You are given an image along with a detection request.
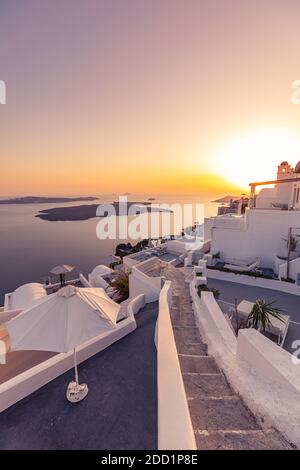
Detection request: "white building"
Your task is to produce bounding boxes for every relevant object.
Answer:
[255,161,300,210]
[207,161,300,278]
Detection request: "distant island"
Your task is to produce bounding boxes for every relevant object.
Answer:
[36,201,171,221]
[0,196,99,205]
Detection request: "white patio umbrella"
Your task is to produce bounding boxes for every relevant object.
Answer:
[6,285,120,402]
[211,195,240,204]
[50,264,75,287]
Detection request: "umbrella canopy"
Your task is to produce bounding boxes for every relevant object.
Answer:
[50,264,74,275]
[7,286,120,353]
[211,195,241,204]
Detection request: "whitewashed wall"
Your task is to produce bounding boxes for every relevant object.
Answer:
[205,266,300,295]
[191,284,300,448]
[211,209,300,268]
[279,257,300,282]
[129,259,162,303]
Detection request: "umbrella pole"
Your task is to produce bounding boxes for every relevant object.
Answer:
[73,348,79,384]
[67,348,88,402]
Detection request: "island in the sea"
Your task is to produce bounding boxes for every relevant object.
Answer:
[0,196,99,204]
[36,201,171,221]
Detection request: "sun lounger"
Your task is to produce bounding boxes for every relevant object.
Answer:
[224,258,260,272]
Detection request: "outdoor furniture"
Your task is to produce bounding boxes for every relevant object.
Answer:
[50,264,75,287]
[6,285,120,402]
[224,258,260,272]
[237,300,290,346]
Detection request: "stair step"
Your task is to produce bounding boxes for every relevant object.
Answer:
[173,326,202,343]
[171,295,180,308]
[189,397,259,431]
[194,429,292,450]
[183,373,233,399]
[172,320,197,328]
[171,313,196,327]
[176,342,207,355]
[179,355,219,374]
[164,267,292,450]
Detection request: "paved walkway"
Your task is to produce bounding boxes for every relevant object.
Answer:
[163,265,291,450]
[0,303,158,450]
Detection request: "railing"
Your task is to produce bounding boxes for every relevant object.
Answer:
[217,299,236,316]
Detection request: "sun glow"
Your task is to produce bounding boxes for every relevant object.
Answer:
[213,131,300,189]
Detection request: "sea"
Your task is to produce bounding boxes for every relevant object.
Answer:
[0,194,218,304]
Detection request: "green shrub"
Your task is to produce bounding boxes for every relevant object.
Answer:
[197,284,220,299]
[207,265,276,280]
[111,271,129,301]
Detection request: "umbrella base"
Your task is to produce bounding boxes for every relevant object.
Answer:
[66,381,88,403]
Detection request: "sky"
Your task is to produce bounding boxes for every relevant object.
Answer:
[1,0,300,196]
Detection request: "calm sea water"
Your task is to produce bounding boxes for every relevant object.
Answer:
[0,194,218,304]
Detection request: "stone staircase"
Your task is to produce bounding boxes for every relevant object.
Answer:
[163,265,291,450]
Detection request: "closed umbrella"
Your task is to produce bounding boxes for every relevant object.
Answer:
[6,285,120,402]
[50,264,74,287]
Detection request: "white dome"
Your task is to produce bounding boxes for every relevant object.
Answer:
[8,283,47,311]
[90,265,113,278]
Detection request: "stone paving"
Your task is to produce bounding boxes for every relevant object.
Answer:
[163,265,292,450]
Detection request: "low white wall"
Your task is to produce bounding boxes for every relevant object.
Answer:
[0,309,138,413]
[190,287,237,370]
[237,329,300,447]
[123,255,140,270]
[190,281,300,448]
[279,257,300,282]
[156,281,196,450]
[0,341,5,365]
[79,272,91,287]
[126,293,146,315]
[238,329,300,395]
[205,266,300,295]
[165,240,188,254]
[129,259,162,303]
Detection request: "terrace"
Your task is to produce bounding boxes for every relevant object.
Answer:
[0,302,158,450]
[123,245,185,271]
[1,260,299,450]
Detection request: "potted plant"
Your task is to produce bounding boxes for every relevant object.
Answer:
[244,299,284,332]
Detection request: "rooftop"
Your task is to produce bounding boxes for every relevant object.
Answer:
[0,302,158,450]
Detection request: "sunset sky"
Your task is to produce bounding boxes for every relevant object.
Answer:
[1,0,300,196]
